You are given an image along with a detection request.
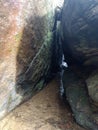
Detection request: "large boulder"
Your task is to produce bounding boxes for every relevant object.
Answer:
[0,0,57,119]
[60,0,98,105]
[61,0,98,67]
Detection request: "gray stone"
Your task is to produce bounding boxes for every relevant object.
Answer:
[61,0,98,67]
[60,0,98,106]
[86,70,98,105]
[59,0,98,129]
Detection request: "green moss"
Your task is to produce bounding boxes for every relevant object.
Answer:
[14,32,23,42]
[36,80,45,91]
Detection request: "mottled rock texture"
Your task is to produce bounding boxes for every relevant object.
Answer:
[59,0,98,129]
[0,0,56,119]
[61,0,98,104]
[61,0,98,67]
[86,70,98,105]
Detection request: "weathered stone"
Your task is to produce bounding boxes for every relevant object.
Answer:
[86,70,98,105]
[61,0,98,67]
[0,0,58,119]
[59,0,98,129]
[62,68,98,130]
[60,0,98,105]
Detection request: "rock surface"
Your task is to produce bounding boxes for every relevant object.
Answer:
[59,0,98,129]
[60,0,98,104]
[0,0,57,119]
[86,70,98,105]
[61,0,98,67]
[0,79,85,130]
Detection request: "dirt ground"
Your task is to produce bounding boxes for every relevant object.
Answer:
[0,79,85,130]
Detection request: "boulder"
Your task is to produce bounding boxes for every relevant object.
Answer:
[86,70,98,105]
[60,1,98,129]
[61,0,98,67]
[0,0,56,119]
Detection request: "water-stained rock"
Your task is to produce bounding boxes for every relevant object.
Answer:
[0,0,56,119]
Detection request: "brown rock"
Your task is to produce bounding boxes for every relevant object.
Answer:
[0,0,55,119]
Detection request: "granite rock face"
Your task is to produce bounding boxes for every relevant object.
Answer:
[0,0,57,119]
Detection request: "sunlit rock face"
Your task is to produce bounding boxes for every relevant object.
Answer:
[0,0,59,119]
